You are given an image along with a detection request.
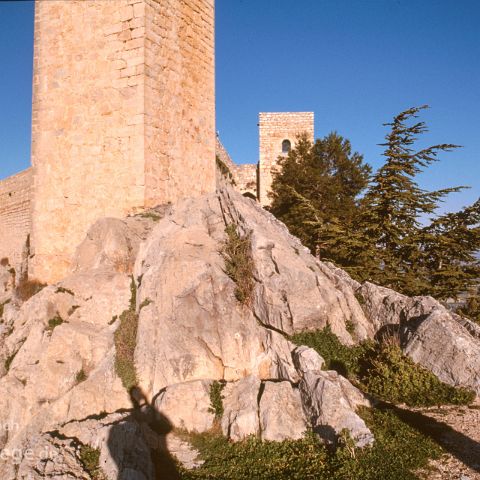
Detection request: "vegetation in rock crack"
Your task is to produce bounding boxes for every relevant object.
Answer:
[292,326,475,407]
[208,381,226,419]
[75,368,87,384]
[79,444,103,480]
[269,106,480,309]
[0,298,10,318]
[216,155,236,185]
[46,315,64,334]
[55,286,74,295]
[4,351,17,372]
[138,210,161,222]
[114,277,139,390]
[178,407,442,480]
[222,224,255,305]
[15,277,47,302]
[0,257,9,267]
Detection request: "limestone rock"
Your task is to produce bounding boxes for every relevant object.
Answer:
[403,308,480,394]
[72,215,159,274]
[299,370,373,447]
[259,381,308,441]
[219,188,373,344]
[155,380,216,433]
[222,376,261,441]
[292,345,325,375]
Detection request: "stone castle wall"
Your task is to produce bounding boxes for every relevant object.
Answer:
[216,136,257,198]
[258,112,314,206]
[0,169,33,270]
[234,164,257,198]
[30,0,215,283]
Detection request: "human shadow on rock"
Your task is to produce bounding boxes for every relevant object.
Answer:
[107,386,181,480]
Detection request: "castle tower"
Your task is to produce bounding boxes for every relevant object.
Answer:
[258,112,314,206]
[30,0,216,283]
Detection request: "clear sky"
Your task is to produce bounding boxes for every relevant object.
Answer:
[1,0,478,214]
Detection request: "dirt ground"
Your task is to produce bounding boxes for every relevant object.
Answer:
[414,399,480,480]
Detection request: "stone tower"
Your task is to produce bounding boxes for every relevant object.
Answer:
[258,112,314,206]
[30,0,216,283]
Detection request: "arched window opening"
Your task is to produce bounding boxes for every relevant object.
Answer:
[282,139,291,154]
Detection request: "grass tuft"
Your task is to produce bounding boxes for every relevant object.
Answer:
[114,276,138,390]
[46,315,64,334]
[222,224,255,305]
[79,444,103,479]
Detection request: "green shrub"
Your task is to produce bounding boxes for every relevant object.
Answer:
[114,277,138,390]
[360,343,475,407]
[291,325,371,377]
[292,326,475,407]
[208,381,225,419]
[179,408,441,480]
[222,224,255,305]
[79,444,103,479]
[46,316,64,334]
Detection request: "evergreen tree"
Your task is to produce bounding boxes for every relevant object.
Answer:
[357,105,466,294]
[269,106,480,315]
[269,132,371,260]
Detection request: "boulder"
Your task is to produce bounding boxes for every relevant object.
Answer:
[154,379,216,433]
[292,345,325,375]
[259,381,308,441]
[403,308,480,394]
[299,370,373,447]
[221,376,261,441]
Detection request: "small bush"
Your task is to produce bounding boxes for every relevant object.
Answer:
[138,211,161,222]
[46,316,64,334]
[79,444,103,479]
[15,278,47,302]
[0,257,9,267]
[222,224,255,305]
[114,277,138,390]
[360,343,475,407]
[292,326,475,407]
[291,325,371,377]
[208,381,225,419]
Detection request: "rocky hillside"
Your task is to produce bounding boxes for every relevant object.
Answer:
[0,186,479,479]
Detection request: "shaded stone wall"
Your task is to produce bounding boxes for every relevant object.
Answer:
[0,169,33,270]
[258,112,314,206]
[30,0,215,283]
[234,164,257,198]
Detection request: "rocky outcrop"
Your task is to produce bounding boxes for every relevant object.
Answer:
[1,185,479,478]
[403,309,480,394]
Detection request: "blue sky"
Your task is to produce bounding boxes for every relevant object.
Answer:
[0,0,479,214]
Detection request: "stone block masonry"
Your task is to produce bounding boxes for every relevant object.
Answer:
[0,169,33,271]
[30,0,216,283]
[258,112,314,206]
